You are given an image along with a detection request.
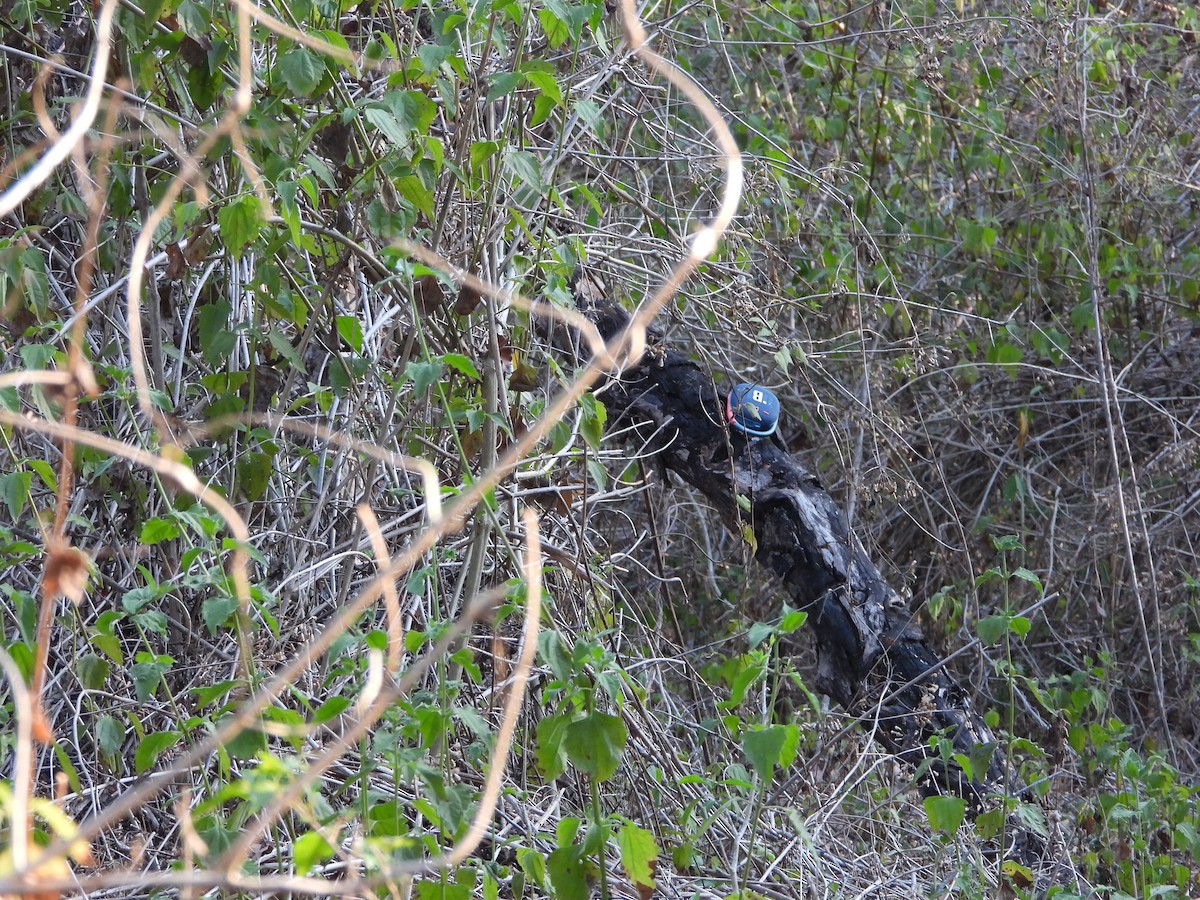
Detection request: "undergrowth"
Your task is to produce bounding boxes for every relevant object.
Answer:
[1,0,1199,897]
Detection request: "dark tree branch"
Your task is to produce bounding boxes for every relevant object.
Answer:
[560,291,1072,878]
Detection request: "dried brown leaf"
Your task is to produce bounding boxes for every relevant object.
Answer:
[43,543,90,604]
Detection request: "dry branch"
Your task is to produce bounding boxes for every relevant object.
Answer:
[567,289,1070,878]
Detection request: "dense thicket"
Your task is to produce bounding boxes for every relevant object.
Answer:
[2,0,1199,897]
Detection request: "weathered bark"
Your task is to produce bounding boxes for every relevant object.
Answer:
[562,293,1067,875]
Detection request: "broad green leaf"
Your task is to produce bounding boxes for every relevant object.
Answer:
[486,72,521,102]
[135,730,181,774]
[470,140,499,173]
[139,517,180,545]
[267,330,306,369]
[1015,802,1049,837]
[547,845,588,900]
[977,614,1010,646]
[923,795,966,834]
[544,0,589,39]
[364,106,410,147]
[617,823,658,888]
[535,711,574,780]
[537,630,573,681]
[747,621,775,649]
[96,714,124,757]
[121,585,159,614]
[579,395,606,449]
[0,471,32,520]
[202,596,240,635]
[314,696,351,723]
[523,68,563,105]
[417,43,452,75]
[217,195,264,257]
[779,609,808,633]
[507,149,545,192]
[517,847,547,891]
[292,830,336,874]
[991,534,1022,552]
[129,655,173,701]
[336,315,363,353]
[131,609,168,637]
[26,458,56,492]
[278,46,323,96]
[76,653,109,690]
[774,345,792,375]
[415,881,471,900]
[1011,567,1043,590]
[538,8,568,48]
[1009,615,1031,638]
[441,353,480,380]
[742,725,788,780]
[395,174,434,218]
[563,711,626,781]
[405,360,443,395]
[197,301,235,366]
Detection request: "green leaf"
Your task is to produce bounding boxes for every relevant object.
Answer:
[405,360,443,395]
[1011,566,1043,590]
[517,847,547,892]
[222,723,268,759]
[579,395,606,449]
[747,621,775,649]
[986,341,1023,372]
[135,730,181,774]
[1009,615,1031,638]
[96,715,124,757]
[415,879,472,900]
[547,845,589,900]
[277,46,323,96]
[486,72,521,102]
[76,653,109,690]
[217,195,264,258]
[26,459,56,492]
[1013,803,1047,838]
[742,725,791,780]
[0,470,33,520]
[202,596,240,635]
[538,7,569,48]
[774,345,792,376]
[535,710,574,780]
[976,614,1010,646]
[364,106,410,147]
[441,353,480,380]
[923,795,966,834]
[537,630,573,681]
[313,696,351,723]
[336,315,364,353]
[522,67,563,105]
[129,655,173,701]
[139,517,180,545]
[237,448,274,501]
[292,830,336,874]
[507,149,546,193]
[544,0,589,39]
[779,609,808,633]
[417,43,452,75]
[469,140,500,173]
[563,711,627,781]
[197,301,235,366]
[617,824,658,889]
[991,534,1022,552]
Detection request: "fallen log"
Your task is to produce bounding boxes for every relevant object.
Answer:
[552,285,1070,879]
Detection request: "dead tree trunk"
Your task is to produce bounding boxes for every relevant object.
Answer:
[562,292,1066,875]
